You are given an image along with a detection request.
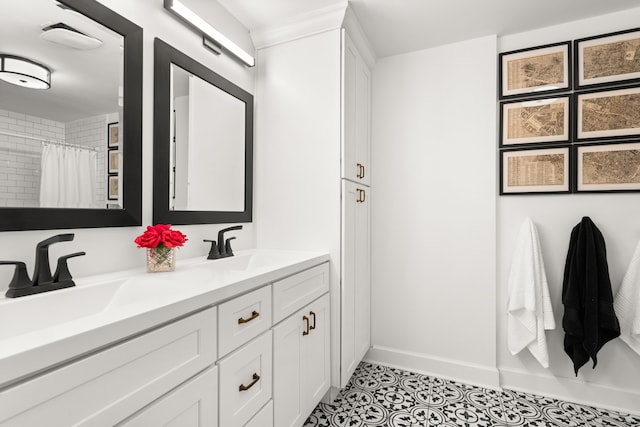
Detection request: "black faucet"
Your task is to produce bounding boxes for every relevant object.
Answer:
[204,225,242,259]
[2,233,86,298]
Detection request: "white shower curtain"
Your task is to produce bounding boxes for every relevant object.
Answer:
[40,144,97,208]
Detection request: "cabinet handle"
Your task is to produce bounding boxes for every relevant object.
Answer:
[309,311,316,330]
[356,163,364,179]
[238,373,261,392]
[357,188,366,203]
[303,315,310,336]
[238,310,260,324]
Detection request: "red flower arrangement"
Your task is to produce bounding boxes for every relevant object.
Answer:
[135,224,188,272]
[134,224,188,249]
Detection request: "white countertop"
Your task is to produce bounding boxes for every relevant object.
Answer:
[0,249,329,387]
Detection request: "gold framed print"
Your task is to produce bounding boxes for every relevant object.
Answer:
[108,175,119,200]
[499,41,571,99]
[576,141,640,192]
[576,86,640,140]
[500,146,571,194]
[575,28,640,89]
[500,95,570,147]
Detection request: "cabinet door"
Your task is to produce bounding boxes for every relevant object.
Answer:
[301,293,331,410]
[342,30,371,186]
[341,180,371,387]
[117,367,218,427]
[273,294,331,427]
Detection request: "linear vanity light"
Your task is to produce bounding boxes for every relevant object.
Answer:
[164,0,255,67]
[0,54,51,89]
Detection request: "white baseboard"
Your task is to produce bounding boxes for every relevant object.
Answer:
[364,345,501,390]
[500,367,640,416]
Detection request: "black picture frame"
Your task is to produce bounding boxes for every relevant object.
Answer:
[575,27,640,90]
[499,95,571,147]
[500,145,572,195]
[107,122,119,148]
[499,41,572,99]
[574,86,640,141]
[574,140,640,192]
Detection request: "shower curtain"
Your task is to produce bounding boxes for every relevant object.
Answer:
[40,143,97,208]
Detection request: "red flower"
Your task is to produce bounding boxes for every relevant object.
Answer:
[134,224,187,249]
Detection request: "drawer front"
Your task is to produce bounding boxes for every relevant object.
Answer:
[273,263,330,323]
[218,286,272,357]
[117,366,218,427]
[0,307,217,427]
[218,331,272,427]
[245,401,273,427]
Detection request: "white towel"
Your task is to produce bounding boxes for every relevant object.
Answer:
[507,218,556,368]
[614,239,640,356]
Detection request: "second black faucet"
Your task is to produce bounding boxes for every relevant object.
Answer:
[204,225,242,260]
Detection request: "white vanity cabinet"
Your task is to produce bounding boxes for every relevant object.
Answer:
[0,251,331,427]
[272,263,331,427]
[0,307,218,427]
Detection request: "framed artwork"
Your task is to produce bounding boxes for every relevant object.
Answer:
[575,28,640,89]
[500,146,571,194]
[107,122,119,148]
[108,150,119,173]
[499,41,571,99]
[500,95,570,147]
[108,175,119,200]
[575,86,640,141]
[575,141,640,192]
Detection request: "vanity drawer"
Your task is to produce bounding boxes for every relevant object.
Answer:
[273,262,330,323]
[218,286,272,357]
[118,366,218,427]
[218,330,272,427]
[0,307,217,427]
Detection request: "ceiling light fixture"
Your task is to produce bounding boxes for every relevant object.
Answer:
[164,0,255,67]
[40,23,103,50]
[0,55,51,90]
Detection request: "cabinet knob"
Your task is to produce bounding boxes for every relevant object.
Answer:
[238,310,260,324]
[238,373,261,392]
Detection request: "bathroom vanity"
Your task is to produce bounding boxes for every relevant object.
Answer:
[0,250,330,427]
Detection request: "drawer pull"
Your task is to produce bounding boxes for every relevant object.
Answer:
[303,315,310,336]
[238,310,260,324]
[238,373,261,392]
[309,311,316,330]
[357,163,365,179]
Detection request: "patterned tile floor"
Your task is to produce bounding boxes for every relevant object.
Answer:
[304,362,640,427]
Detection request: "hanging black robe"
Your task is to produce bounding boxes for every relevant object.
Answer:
[562,216,620,375]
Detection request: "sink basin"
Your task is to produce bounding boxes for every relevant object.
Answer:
[0,277,126,341]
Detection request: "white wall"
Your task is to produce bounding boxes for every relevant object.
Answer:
[367,35,499,387]
[253,29,342,385]
[0,0,256,289]
[497,8,640,414]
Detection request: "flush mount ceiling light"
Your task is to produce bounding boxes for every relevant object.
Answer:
[164,0,255,67]
[40,23,103,50]
[0,54,51,89]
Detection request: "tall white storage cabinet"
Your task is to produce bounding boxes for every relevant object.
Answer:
[340,29,372,387]
[254,6,375,395]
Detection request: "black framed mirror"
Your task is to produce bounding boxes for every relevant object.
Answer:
[0,0,142,231]
[153,38,253,225]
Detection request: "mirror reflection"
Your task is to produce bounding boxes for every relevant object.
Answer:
[170,64,245,212]
[0,0,124,209]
